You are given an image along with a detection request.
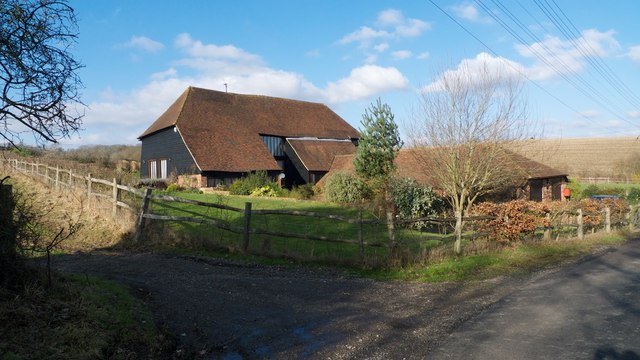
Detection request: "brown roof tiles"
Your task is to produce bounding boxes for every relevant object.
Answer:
[139,87,360,172]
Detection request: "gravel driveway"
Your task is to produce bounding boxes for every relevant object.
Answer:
[50,252,522,359]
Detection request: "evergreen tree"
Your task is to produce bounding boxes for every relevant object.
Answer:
[353,98,403,248]
[353,98,403,183]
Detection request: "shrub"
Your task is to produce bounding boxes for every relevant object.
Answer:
[228,171,272,195]
[389,177,444,226]
[627,188,640,204]
[165,183,185,192]
[581,184,601,199]
[324,172,370,204]
[290,184,315,200]
[472,200,545,243]
[250,185,278,197]
[137,178,168,189]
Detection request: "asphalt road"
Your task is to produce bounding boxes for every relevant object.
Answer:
[430,239,640,360]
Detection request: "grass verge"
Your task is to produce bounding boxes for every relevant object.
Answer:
[0,272,170,359]
[354,231,633,282]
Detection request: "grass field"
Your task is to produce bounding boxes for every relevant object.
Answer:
[511,136,640,179]
[146,191,454,265]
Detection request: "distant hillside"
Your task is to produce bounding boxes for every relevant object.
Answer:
[510,136,640,180]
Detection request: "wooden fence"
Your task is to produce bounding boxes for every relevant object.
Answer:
[3,157,636,260]
[2,158,143,220]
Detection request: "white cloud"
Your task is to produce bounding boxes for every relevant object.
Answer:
[74,34,410,145]
[124,35,164,53]
[338,26,389,46]
[395,19,430,37]
[338,9,430,49]
[364,54,378,63]
[627,110,640,118]
[628,45,640,63]
[391,50,412,60]
[325,65,408,103]
[418,52,430,60]
[150,68,177,81]
[378,9,403,26]
[450,3,492,24]
[175,33,262,63]
[515,29,620,80]
[374,43,389,53]
[424,52,525,92]
[576,110,600,119]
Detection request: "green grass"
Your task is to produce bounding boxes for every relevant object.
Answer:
[146,191,450,263]
[0,273,169,359]
[355,232,631,282]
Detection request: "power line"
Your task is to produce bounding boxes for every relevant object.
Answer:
[426,0,601,125]
[427,0,639,135]
[477,0,635,126]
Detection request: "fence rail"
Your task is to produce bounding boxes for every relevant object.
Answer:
[3,158,142,220]
[3,157,636,261]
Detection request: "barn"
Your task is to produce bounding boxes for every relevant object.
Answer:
[138,87,359,188]
[319,148,570,202]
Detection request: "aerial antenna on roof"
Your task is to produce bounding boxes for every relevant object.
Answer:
[224,83,228,93]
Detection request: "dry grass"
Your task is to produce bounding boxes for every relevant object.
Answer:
[7,171,132,252]
[510,136,640,179]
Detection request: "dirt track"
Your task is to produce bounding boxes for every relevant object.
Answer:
[49,251,521,359]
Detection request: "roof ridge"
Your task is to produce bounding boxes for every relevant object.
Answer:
[174,87,193,128]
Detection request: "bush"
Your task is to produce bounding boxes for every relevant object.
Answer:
[250,185,278,197]
[324,172,370,204]
[165,183,185,192]
[627,188,640,204]
[228,171,273,195]
[389,177,444,226]
[472,200,546,243]
[581,184,601,199]
[290,184,315,200]
[581,184,626,199]
[137,178,168,189]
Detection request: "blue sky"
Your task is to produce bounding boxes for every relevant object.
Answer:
[58,0,640,146]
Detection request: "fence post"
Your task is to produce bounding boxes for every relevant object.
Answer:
[605,207,611,233]
[544,213,551,240]
[112,177,119,219]
[86,173,92,209]
[242,202,252,253]
[134,188,153,243]
[577,209,584,240]
[628,205,635,231]
[358,209,364,259]
[55,165,60,190]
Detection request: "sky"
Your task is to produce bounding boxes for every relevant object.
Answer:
[49,0,640,147]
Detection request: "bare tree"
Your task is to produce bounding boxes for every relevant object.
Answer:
[0,0,83,147]
[411,59,532,254]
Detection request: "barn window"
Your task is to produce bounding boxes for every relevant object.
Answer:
[148,159,168,179]
[149,160,158,179]
[160,159,168,179]
[260,135,284,157]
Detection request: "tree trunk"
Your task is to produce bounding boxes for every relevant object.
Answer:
[0,183,18,288]
[454,210,462,255]
[385,189,395,249]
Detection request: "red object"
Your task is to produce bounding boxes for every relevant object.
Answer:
[562,188,571,197]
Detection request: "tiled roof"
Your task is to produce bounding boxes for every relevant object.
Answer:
[318,147,568,188]
[139,87,360,172]
[286,139,356,172]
